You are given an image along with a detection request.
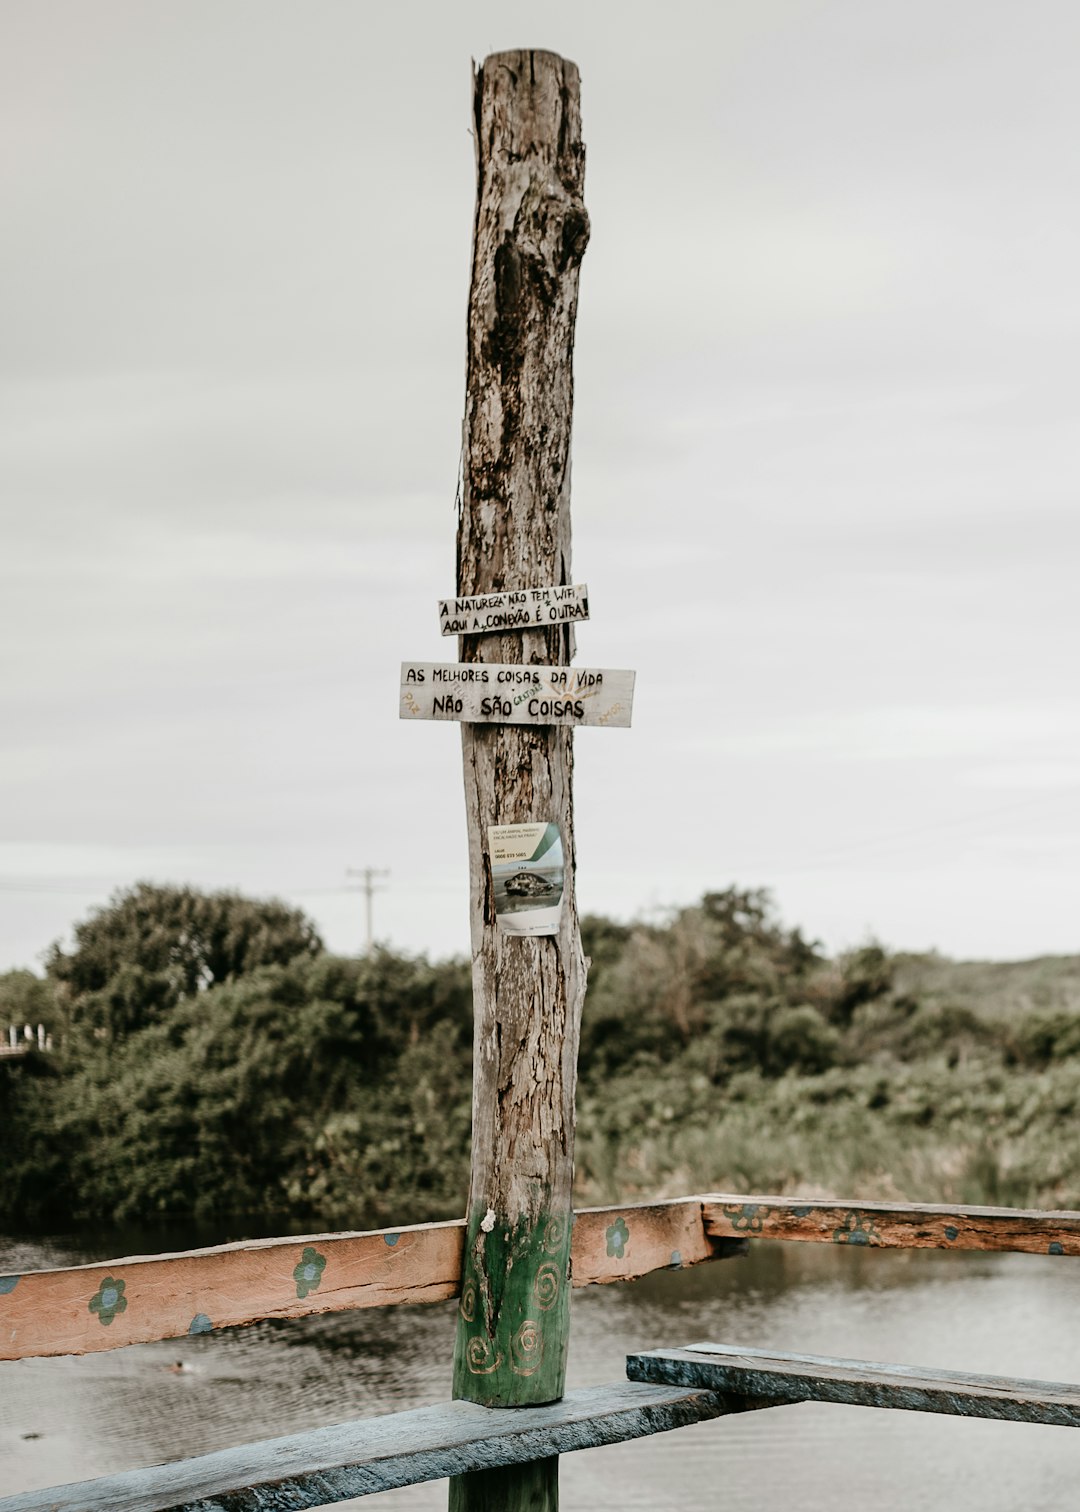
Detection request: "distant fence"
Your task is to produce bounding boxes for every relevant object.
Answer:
[1,1023,51,1057]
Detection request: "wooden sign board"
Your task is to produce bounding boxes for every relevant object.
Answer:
[400,663,634,727]
[439,584,589,636]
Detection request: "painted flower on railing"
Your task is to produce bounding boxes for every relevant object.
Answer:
[724,1203,768,1234]
[832,1212,880,1246]
[89,1277,128,1326]
[293,1247,327,1300]
[606,1217,630,1259]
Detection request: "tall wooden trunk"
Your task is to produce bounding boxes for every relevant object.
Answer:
[451,48,590,1415]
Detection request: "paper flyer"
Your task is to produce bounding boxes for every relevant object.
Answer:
[487,822,565,937]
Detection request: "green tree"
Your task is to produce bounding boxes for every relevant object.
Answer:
[807,942,894,1027]
[45,883,324,1041]
[2,944,474,1228]
[580,889,825,1074]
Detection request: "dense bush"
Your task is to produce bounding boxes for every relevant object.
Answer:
[1008,1010,1080,1067]
[2,910,472,1228]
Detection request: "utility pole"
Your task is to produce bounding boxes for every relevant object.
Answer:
[345,867,389,952]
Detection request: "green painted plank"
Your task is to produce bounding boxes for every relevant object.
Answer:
[628,1344,1080,1428]
[0,1382,741,1512]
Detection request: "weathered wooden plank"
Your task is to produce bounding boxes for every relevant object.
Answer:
[0,1199,745,1362]
[628,1344,1080,1428]
[702,1194,1080,1255]
[399,662,635,728]
[438,585,589,636]
[0,1219,465,1362]
[572,1198,745,1285]
[0,1382,736,1512]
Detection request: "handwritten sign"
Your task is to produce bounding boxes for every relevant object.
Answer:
[438,584,589,636]
[400,663,635,727]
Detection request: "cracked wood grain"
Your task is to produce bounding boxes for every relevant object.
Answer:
[701,1194,1080,1254]
[451,49,589,1411]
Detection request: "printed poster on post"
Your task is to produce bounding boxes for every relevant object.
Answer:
[487,822,565,937]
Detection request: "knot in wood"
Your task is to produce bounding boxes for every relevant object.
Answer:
[560,204,590,269]
[494,240,523,323]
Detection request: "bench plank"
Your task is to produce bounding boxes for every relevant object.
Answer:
[628,1343,1080,1428]
[0,1382,737,1512]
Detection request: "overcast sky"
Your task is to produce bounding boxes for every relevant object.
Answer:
[2,0,1077,971]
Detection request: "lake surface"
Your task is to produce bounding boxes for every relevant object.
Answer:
[2,1230,1079,1509]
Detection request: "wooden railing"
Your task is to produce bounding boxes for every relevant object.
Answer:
[3,1192,1079,1510]
[0,1196,733,1362]
[4,1194,1078,1363]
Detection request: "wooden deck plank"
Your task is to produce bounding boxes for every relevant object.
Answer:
[0,1199,743,1362]
[0,1382,738,1512]
[628,1344,1080,1428]
[702,1194,1080,1254]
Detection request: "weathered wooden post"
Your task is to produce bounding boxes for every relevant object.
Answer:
[400,48,633,1509]
[450,46,588,1412]
[452,47,586,1512]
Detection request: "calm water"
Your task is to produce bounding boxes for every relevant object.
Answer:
[2,1231,1079,1508]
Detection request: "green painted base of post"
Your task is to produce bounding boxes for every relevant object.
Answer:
[453,1208,572,1407]
[449,1456,559,1512]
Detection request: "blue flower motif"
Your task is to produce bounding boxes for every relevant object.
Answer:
[606,1217,630,1259]
[725,1203,767,1234]
[293,1246,327,1299]
[832,1212,879,1246]
[89,1276,128,1326]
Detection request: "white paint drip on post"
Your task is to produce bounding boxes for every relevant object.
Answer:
[438,584,589,636]
[399,663,635,727]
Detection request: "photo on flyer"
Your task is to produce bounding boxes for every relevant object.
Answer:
[487,821,565,936]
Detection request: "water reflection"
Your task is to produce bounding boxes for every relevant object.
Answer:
[2,1236,1079,1509]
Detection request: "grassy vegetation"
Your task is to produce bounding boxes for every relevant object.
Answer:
[2,884,1078,1232]
[576,1058,1080,1211]
[892,951,1080,1023]
[572,901,1080,1212]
